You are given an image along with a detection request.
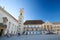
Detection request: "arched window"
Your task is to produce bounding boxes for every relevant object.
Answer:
[50,25,52,30]
[47,25,49,30]
[20,13,22,15]
[44,25,46,30]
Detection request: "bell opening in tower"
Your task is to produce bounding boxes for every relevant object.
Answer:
[20,13,22,15]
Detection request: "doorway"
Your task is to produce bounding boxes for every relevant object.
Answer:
[0,29,3,36]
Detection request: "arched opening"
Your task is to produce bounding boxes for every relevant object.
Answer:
[0,29,3,36]
[0,23,7,36]
[44,25,46,30]
[50,25,52,30]
[47,25,49,31]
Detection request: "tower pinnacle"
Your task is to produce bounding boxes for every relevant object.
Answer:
[20,8,24,14]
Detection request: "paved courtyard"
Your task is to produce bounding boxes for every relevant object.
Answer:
[0,35,60,40]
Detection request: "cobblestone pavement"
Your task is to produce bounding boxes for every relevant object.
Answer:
[0,35,60,40]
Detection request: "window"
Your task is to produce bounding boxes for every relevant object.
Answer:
[32,28,34,31]
[11,31,13,34]
[19,25,20,27]
[27,29,28,31]
[19,28,20,30]
[19,23,21,24]
[3,17,8,23]
[9,22,11,27]
[36,25,37,27]
[14,31,15,34]
[34,25,36,28]
[27,25,29,27]
[29,25,31,27]
[20,21,22,22]
[39,25,41,27]
[15,25,16,29]
[36,28,37,31]
[20,18,22,19]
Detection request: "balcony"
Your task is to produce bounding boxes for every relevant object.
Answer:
[0,23,7,28]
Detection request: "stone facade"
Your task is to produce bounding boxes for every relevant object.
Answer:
[42,21,60,34]
[24,20,60,34]
[0,6,18,36]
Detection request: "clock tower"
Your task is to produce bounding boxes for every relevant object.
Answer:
[18,8,24,34]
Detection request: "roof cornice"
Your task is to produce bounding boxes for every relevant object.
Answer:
[0,6,18,22]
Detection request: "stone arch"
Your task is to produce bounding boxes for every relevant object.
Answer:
[42,21,53,33]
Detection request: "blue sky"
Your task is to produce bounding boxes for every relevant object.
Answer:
[0,0,60,22]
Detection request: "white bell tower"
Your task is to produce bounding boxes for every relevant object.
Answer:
[18,8,24,34]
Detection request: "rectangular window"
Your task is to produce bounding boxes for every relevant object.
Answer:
[3,17,8,23]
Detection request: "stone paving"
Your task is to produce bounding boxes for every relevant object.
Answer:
[0,35,60,40]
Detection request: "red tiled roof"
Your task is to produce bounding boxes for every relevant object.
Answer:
[52,22,60,25]
[24,20,44,25]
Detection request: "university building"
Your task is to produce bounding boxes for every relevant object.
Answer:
[0,6,18,36]
[0,6,60,36]
[23,20,60,35]
[24,20,44,34]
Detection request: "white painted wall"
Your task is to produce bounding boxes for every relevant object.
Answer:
[0,7,18,35]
